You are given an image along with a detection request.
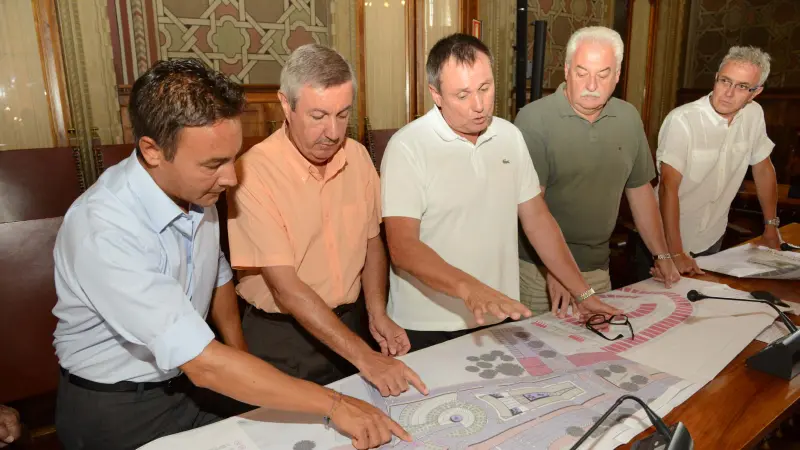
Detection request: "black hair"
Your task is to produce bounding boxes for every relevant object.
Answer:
[129,58,245,161]
[426,33,493,92]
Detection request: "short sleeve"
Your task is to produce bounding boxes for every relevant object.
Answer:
[74,231,214,371]
[216,250,233,287]
[227,159,294,268]
[380,138,426,219]
[514,109,550,187]
[366,162,382,238]
[655,114,691,175]
[750,108,774,165]
[513,129,542,204]
[626,113,657,189]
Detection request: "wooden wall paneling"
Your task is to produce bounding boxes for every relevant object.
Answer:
[356,0,367,140]
[640,0,660,135]
[415,0,426,118]
[32,0,71,148]
[406,0,418,123]
[117,85,285,145]
[461,0,478,35]
[618,0,635,100]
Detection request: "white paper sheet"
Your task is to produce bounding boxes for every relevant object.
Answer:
[138,418,260,450]
[696,244,800,280]
[755,320,791,343]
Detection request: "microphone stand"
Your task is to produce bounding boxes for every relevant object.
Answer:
[686,290,797,333]
[570,395,692,450]
[687,289,800,380]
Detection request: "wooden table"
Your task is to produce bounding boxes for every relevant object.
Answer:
[621,223,800,449]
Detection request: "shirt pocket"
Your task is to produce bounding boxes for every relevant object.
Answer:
[687,149,719,183]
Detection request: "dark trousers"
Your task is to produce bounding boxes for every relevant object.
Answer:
[242,296,371,386]
[406,319,513,353]
[55,369,222,450]
[632,232,725,282]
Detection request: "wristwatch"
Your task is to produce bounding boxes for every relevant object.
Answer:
[652,253,672,261]
[575,287,595,304]
[764,217,780,227]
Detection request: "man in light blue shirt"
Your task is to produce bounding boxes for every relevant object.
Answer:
[52,59,411,450]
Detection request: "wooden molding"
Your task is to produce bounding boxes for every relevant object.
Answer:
[406,0,418,123]
[641,0,660,134]
[414,0,425,118]
[32,0,70,147]
[620,0,635,100]
[461,0,478,35]
[118,84,280,96]
[356,0,367,140]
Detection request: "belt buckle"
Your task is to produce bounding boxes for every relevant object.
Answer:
[164,377,176,395]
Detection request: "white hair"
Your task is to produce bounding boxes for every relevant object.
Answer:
[565,26,624,71]
[719,46,771,86]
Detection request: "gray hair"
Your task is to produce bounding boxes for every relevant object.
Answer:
[719,46,771,87]
[565,26,624,71]
[279,44,356,110]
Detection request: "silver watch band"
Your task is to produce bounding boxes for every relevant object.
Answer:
[576,287,595,304]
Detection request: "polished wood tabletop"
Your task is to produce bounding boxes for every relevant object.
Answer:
[621,223,800,449]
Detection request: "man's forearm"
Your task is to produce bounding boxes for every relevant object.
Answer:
[182,340,334,415]
[210,281,247,351]
[658,183,684,254]
[363,235,389,319]
[519,202,590,296]
[270,274,374,366]
[752,159,778,220]
[390,239,479,301]
[627,185,669,255]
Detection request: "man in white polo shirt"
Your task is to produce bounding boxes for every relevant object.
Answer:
[657,46,781,275]
[381,33,620,351]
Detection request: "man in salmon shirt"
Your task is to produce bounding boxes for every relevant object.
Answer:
[227,44,427,399]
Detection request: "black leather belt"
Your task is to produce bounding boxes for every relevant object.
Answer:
[251,296,362,321]
[60,366,187,393]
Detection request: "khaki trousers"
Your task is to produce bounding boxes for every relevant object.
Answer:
[519,259,612,315]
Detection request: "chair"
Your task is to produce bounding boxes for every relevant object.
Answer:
[94,143,135,175]
[0,146,85,448]
[364,118,399,173]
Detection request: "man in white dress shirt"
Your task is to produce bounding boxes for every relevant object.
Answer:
[656,46,781,275]
[52,59,409,450]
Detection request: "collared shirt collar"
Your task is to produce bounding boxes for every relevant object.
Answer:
[554,82,619,120]
[428,106,498,146]
[125,152,201,235]
[279,122,347,183]
[701,93,742,127]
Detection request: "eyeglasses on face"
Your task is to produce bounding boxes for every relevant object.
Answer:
[585,314,635,341]
[715,76,760,93]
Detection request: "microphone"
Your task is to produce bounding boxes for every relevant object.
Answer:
[687,289,800,380]
[686,290,797,333]
[569,395,692,450]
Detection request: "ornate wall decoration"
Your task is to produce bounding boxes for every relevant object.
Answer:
[684,0,800,88]
[110,0,330,85]
[527,0,611,90]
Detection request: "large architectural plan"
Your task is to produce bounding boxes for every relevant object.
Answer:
[139,279,777,450]
[343,323,698,450]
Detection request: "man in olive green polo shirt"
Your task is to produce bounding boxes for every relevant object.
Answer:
[515,26,680,316]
